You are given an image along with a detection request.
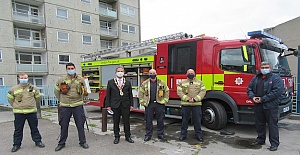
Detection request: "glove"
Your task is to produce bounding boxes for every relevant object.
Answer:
[81,85,88,96]
[60,82,70,94]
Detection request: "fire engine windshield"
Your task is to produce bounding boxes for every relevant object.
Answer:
[260,49,291,76]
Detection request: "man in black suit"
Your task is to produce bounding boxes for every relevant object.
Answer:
[105,66,134,144]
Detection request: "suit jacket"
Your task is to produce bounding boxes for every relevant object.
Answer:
[105,77,133,108]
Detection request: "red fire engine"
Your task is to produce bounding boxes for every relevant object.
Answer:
[81,31,299,130]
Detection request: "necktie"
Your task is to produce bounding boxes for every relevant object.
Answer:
[119,79,122,87]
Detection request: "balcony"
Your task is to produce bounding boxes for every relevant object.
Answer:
[15,37,46,49]
[100,27,118,39]
[99,5,117,21]
[17,64,48,73]
[12,10,45,29]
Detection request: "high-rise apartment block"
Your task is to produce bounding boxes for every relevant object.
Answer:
[0,0,141,86]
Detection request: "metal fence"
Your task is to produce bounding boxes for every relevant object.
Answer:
[0,86,58,107]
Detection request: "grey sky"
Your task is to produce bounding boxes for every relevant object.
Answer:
[140,0,300,40]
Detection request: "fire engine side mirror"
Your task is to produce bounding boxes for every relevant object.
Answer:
[293,50,300,57]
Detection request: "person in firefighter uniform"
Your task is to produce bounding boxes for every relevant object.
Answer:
[138,69,169,141]
[7,72,45,152]
[105,66,134,144]
[177,69,206,142]
[247,61,284,151]
[54,63,89,151]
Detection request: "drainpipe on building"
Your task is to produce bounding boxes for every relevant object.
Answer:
[297,45,300,114]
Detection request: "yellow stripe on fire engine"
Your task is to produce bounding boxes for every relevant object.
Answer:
[196,74,201,80]
[157,75,167,84]
[80,56,154,67]
[224,71,239,74]
[201,74,213,91]
[213,74,224,91]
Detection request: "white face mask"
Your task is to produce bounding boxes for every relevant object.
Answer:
[116,72,124,77]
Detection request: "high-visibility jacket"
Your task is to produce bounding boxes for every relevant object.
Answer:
[7,83,42,113]
[177,78,206,106]
[138,78,169,107]
[54,74,87,107]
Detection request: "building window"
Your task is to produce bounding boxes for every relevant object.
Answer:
[58,55,70,64]
[120,4,135,16]
[101,40,112,49]
[100,20,112,29]
[57,31,69,43]
[0,77,3,86]
[28,77,43,87]
[82,35,92,45]
[81,0,91,3]
[121,24,135,34]
[56,8,68,19]
[16,52,42,64]
[12,2,39,16]
[14,28,31,40]
[81,14,91,24]
[0,49,2,63]
[122,42,129,47]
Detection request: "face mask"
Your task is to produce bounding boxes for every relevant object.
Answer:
[149,74,156,79]
[116,72,124,77]
[19,79,28,84]
[187,73,195,79]
[261,69,270,75]
[67,69,75,75]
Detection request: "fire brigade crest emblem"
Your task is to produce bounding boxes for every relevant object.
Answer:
[235,77,243,85]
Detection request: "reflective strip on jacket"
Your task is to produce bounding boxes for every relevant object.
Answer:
[7,83,42,114]
[54,74,86,107]
[177,78,206,106]
[138,78,169,107]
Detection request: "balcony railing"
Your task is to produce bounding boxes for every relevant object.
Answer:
[100,27,118,37]
[12,10,44,25]
[15,37,46,48]
[17,64,48,72]
[99,5,117,18]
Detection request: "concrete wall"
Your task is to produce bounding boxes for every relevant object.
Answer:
[118,0,141,43]
[0,1,16,84]
[0,0,141,86]
[44,0,100,76]
[265,17,300,78]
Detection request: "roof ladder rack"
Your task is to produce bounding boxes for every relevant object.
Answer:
[81,32,189,61]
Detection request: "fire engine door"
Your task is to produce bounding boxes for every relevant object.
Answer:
[213,45,256,105]
[167,42,197,97]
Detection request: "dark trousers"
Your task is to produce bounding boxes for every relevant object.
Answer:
[145,102,165,137]
[58,105,86,145]
[180,106,202,138]
[112,105,131,138]
[254,104,279,147]
[13,112,42,146]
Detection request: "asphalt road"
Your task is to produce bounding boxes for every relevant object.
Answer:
[1,105,300,155]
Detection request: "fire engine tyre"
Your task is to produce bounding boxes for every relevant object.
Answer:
[202,101,227,130]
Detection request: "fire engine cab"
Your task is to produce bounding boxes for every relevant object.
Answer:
[81,31,299,130]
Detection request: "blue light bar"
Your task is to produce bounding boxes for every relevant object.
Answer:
[248,30,282,42]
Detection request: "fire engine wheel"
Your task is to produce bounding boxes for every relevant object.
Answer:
[202,101,227,130]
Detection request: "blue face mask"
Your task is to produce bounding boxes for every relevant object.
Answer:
[19,79,28,84]
[67,69,75,75]
[187,73,195,79]
[261,69,270,75]
[149,74,156,79]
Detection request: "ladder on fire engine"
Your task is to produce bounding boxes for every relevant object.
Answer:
[81,32,189,61]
